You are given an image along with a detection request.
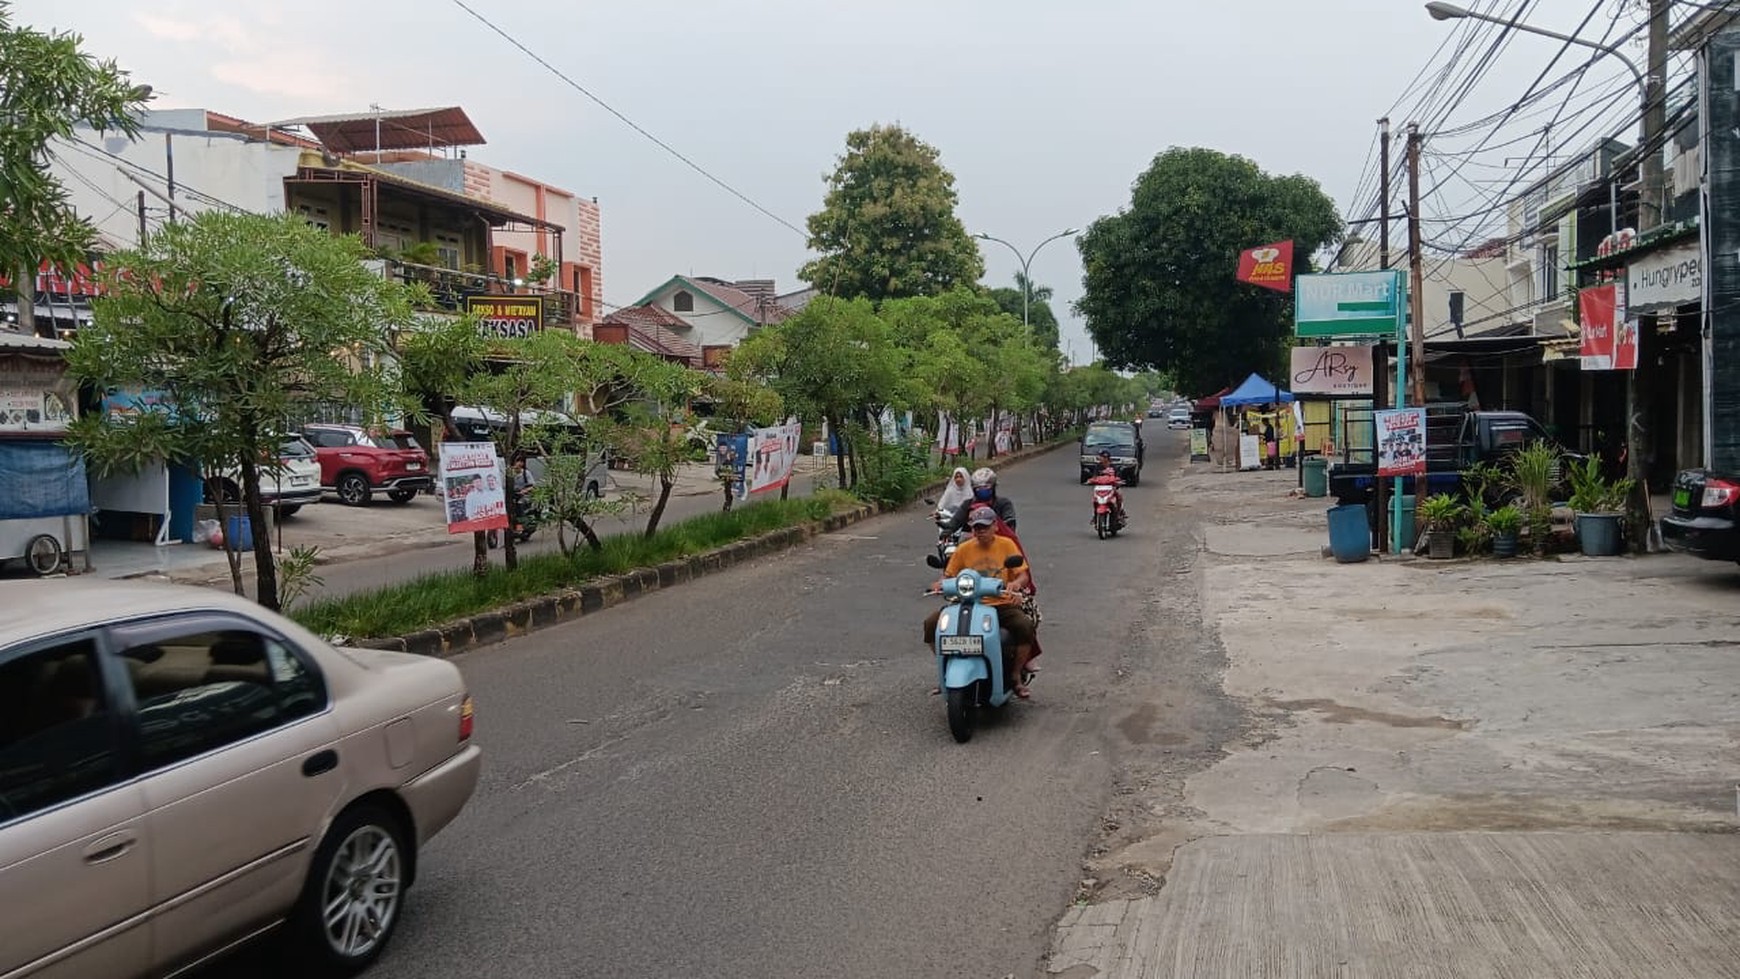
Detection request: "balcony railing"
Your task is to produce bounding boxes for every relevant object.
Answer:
[374,258,580,329]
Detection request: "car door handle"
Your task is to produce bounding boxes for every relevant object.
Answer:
[83,831,137,864]
[302,749,338,777]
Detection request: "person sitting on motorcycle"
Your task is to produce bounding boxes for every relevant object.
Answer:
[936,466,974,517]
[941,467,1017,535]
[923,506,1038,698]
[1090,450,1127,525]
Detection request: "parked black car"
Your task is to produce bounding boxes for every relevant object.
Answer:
[1660,469,1740,562]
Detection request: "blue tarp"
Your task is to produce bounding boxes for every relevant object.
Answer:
[1219,373,1295,407]
[0,442,90,520]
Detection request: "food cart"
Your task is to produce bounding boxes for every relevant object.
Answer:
[0,332,88,575]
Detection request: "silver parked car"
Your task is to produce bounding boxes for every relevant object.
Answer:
[0,580,481,978]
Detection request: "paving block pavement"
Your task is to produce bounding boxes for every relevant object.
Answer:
[1053,447,1740,978]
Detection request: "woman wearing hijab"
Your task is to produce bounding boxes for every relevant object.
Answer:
[936,466,973,516]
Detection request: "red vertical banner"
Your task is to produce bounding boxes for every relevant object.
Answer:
[1236,240,1294,293]
[1578,284,1634,371]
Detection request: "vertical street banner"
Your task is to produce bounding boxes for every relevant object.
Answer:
[1577,283,1635,371]
[1375,408,1426,477]
[715,432,749,500]
[748,420,802,494]
[438,442,508,533]
[1236,240,1294,293]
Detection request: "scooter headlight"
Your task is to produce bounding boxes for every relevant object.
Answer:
[956,572,975,595]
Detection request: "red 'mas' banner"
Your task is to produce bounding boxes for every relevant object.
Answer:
[1236,240,1293,293]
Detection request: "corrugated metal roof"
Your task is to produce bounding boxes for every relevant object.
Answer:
[0,330,72,353]
[268,107,486,154]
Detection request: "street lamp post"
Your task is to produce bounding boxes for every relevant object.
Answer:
[973,228,1079,330]
[1424,0,1669,551]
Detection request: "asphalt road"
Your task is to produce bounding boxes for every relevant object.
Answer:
[201,434,1229,979]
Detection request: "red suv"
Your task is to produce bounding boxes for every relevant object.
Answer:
[301,423,434,506]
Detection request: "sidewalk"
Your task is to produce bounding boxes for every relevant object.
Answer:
[67,455,841,588]
[1051,460,1740,977]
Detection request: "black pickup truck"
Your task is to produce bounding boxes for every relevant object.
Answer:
[1328,406,1565,506]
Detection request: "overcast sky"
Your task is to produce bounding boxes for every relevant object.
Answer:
[18,0,1653,364]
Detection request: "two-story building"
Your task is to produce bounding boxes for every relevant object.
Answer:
[41,106,603,339]
[596,275,798,370]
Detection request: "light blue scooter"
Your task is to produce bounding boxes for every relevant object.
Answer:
[925,552,1028,743]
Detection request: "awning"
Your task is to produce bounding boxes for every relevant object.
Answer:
[267,107,486,154]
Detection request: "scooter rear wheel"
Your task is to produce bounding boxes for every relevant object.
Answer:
[945,686,975,743]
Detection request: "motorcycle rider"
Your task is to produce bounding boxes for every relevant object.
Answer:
[923,505,1038,698]
[1090,450,1127,526]
[940,467,1017,535]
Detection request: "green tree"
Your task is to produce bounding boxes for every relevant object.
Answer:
[458,329,601,572]
[729,296,903,488]
[1,6,149,336]
[1076,147,1341,396]
[988,272,1061,350]
[394,314,492,576]
[799,124,984,301]
[65,211,413,609]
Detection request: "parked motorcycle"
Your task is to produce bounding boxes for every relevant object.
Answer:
[924,552,1030,743]
[1088,472,1126,539]
[511,486,543,544]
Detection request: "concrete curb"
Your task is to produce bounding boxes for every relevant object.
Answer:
[350,434,1078,658]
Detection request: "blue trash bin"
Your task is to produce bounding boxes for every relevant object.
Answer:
[224,514,254,552]
[1327,505,1370,563]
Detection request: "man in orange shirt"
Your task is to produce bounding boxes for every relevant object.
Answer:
[922,506,1037,697]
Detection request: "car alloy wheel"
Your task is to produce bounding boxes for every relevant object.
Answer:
[337,473,372,506]
[320,823,402,959]
[291,804,409,973]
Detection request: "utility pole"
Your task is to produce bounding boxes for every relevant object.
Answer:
[1626,0,1670,549]
[1407,123,1426,407]
[165,133,177,224]
[1379,117,1392,269]
[137,191,148,245]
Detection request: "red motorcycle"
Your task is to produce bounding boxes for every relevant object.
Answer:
[1088,471,1126,539]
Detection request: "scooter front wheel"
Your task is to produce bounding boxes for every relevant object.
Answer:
[1096,512,1109,539]
[945,686,975,743]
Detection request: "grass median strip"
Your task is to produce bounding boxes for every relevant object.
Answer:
[291,495,846,639]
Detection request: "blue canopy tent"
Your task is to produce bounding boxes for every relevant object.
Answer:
[1219,373,1295,407]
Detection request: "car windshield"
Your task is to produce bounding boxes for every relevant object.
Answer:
[360,432,422,451]
[1084,432,1134,450]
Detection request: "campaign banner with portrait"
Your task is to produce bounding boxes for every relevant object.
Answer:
[439,441,508,533]
[1375,408,1427,477]
[716,432,749,500]
[748,420,802,494]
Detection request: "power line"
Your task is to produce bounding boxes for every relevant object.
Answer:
[448,0,808,239]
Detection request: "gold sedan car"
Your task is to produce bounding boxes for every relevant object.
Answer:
[0,580,481,978]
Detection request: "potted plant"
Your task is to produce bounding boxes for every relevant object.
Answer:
[1565,454,1633,557]
[1486,504,1522,558]
[1506,441,1559,555]
[1417,493,1464,560]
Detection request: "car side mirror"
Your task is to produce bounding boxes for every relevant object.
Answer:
[925,554,945,569]
[1003,554,1025,569]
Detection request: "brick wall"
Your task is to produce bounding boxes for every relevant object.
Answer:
[574,197,604,336]
[462,160,494,201]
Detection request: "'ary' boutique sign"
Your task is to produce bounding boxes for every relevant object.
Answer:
[1626,242,1700,311]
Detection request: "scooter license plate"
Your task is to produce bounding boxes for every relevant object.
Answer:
[938,635,984,656]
